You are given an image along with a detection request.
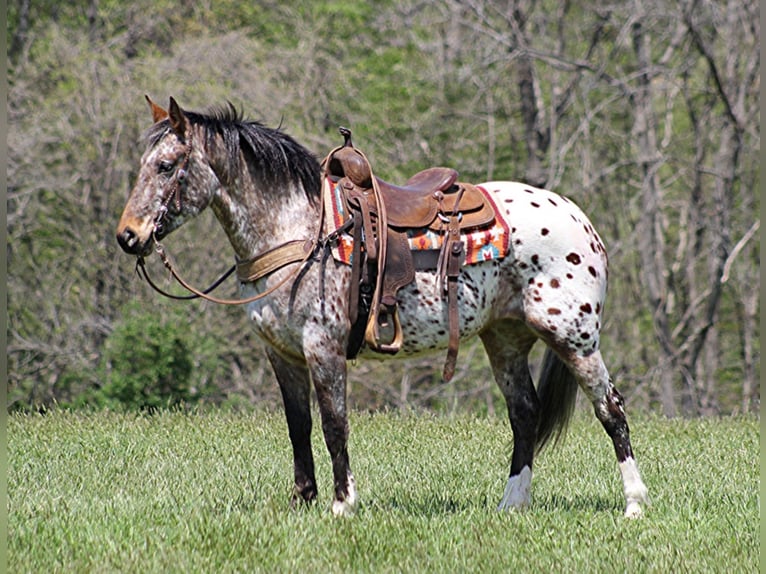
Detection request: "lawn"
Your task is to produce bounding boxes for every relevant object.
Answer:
[7,409,760,572]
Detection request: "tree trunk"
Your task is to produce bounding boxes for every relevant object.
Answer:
[740,283,758,412]
[630,16,677,417]
[503,3,550,188]
[10,0,31,61]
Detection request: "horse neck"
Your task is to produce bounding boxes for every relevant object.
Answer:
[203,133,321,261]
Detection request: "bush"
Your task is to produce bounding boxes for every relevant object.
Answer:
[98,304,197,410]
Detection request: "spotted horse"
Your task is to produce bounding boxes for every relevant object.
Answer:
[116,97,650,518]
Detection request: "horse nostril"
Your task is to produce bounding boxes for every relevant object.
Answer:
[117,227,139,253]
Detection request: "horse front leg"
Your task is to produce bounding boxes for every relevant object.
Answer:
[266,348,317,507]
[304,339,356,516]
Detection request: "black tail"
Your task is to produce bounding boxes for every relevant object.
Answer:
[535,348,579,453]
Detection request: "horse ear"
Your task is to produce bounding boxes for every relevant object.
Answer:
[168,97,188,140]
[145,95,168,123]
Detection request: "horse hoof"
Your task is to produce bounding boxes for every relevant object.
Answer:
[497,500,529,512]
[331,474,358,517]
[332,498,357,517]
[624,501,644,518]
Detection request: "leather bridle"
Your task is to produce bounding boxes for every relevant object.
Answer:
[135,137,331,306]
[153,141,191,237]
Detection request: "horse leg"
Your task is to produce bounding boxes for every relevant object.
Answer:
[562,350,650,517]
[480,322,539,511]
[266,348,317,506]
[304,340,356,516]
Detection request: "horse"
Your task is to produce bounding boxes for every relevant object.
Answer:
[116,96,649,518]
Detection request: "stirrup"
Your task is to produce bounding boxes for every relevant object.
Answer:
[364,304,404,354]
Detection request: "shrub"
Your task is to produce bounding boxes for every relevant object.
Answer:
[99,304,196,410]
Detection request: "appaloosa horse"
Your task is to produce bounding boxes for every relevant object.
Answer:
[116,97,649,517]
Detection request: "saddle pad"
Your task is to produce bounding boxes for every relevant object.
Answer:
[323,176,510,266]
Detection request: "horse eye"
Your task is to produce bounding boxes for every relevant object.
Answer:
[158,160,174,174]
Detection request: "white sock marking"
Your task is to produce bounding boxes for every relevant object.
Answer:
[497,465,532,511]
[619,457,649,518]
[331,472,358,517]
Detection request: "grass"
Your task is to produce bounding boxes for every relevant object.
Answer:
[8,409,760,573]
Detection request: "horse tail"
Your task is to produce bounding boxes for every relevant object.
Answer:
[535,348,579,453]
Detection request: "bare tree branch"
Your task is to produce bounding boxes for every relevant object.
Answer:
[721,220,760,284]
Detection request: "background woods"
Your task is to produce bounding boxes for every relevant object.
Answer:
[7,0,759,415]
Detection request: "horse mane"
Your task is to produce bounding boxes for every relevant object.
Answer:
[145,103,321,203]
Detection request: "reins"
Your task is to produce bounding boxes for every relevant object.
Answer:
[136,135,340,306]
[136,255,236,301]
[137,237,317,306]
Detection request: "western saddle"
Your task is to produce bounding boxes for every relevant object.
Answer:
[322,128,496,381]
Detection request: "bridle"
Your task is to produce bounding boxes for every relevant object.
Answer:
[135,135,334,306]
[152,141,191,238]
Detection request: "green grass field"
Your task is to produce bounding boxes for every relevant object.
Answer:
[8,409,759,573]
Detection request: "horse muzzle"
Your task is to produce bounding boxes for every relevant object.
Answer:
[116,215,155,256]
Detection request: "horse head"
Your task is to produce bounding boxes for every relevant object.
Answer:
[116,96,219,255]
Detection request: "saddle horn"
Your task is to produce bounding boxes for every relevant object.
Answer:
[329,127,372,187]
[339,126,353,148]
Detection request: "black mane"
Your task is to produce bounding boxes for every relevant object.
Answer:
[145,103,321,202]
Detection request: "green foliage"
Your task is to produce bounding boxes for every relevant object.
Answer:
[73,302,225,412]
[101,314,192,408]
[97,304,195,410]
[7,411,760,572]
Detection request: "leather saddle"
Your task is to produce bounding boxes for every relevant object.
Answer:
[322,128,496,381]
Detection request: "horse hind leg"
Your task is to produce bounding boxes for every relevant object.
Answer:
[480,322,540,511]
[563,350,650,517]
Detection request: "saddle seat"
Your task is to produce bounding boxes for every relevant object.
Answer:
[329,144,493,230]
[380,170,493,229]
[380,166,458,197]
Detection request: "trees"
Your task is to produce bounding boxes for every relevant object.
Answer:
[620,0,759,415]
[443,0,760,415]
[6,0,758,414]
